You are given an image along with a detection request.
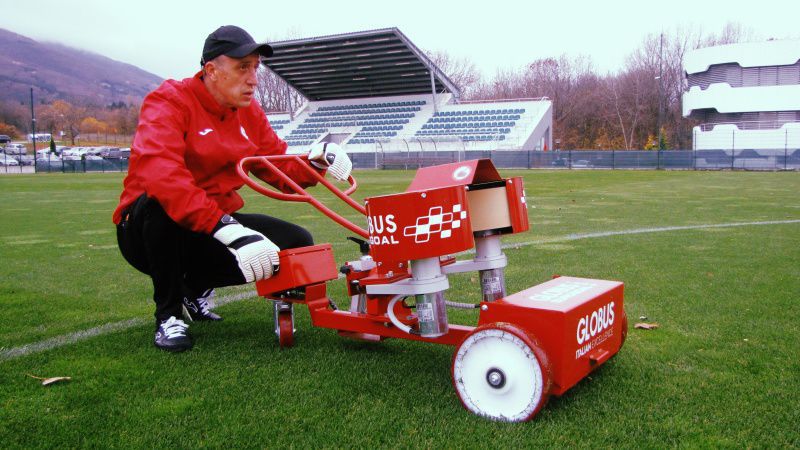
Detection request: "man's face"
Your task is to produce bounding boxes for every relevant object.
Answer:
[205,53,260,109]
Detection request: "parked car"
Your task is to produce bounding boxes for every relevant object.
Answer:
[98,147,120,157]
[100,147,131,159]
[63,152,103,161]
[0,155,20,166]
[36,153,62,162]
[62,147,91,160]
[36,149,57,158]
[571,159,593,168]
[3,143,27,155]
[0,135,11,144]
[16,155,35,166]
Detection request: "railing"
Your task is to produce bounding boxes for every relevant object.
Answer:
[698,120,800,132]
[0,157,130,174]
[356,149,800,171]
[7,149,797,176]
[63,133,133,146]
[454,97,550,104]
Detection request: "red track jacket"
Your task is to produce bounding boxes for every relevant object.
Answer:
[113,72,320,234]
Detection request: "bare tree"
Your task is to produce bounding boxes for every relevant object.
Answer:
[38,100,84,144]
[695,22,756,48]
[426,50,482,98]
[524,55,595,123]
[255,32,309,115]
[0,101,29,134]
[603,69,649,150]
[255,67,306,115]
[518,55,605,149]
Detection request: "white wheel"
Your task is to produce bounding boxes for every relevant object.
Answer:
[452,324,550,422]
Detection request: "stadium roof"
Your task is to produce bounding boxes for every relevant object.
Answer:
[264,28,460,101]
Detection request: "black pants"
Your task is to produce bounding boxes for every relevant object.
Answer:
[116,195,313,322]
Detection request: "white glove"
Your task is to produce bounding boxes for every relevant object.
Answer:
[212,215,280,283]
[308,142,352,181]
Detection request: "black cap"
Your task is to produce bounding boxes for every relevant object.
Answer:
[201,25,273,66]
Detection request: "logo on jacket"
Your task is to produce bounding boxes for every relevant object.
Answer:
[198,128,214,136]
[240,126,249,140]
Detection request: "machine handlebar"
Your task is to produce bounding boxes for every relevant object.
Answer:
[237,154,369,238]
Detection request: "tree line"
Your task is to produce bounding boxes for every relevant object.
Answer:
[0,99,139,145]
[437,24,754,150]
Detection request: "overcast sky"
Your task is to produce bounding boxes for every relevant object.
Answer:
[1,0,798,80]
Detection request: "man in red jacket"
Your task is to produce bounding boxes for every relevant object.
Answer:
[114,25,351,352]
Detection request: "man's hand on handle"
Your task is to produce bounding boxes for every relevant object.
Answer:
[212,214,280,282]
[308,142,352,181]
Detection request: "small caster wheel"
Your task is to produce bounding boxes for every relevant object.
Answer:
[452,323,551,422]
[273,301,295,348]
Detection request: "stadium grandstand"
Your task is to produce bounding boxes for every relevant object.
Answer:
[683,40,800,168]
[263,28,553,156]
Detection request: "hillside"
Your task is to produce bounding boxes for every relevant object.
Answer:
[0,28,162,106]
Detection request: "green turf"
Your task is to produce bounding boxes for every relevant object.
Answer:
[0,170,798,448]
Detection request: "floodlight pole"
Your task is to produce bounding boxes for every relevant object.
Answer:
[656,32,663,150]
[30,88,37,173]
[30,88,37,152]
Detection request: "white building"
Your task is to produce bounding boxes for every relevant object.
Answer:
[683,40,800,154]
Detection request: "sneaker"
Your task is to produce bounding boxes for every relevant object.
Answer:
[154,316,192,352]
[182,289,222,322]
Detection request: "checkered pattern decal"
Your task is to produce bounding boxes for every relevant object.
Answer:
[403,204,468,243]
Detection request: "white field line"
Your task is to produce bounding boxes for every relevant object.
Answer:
[2,219,799,363]
[499,219,800,250]
[0,291,257,362]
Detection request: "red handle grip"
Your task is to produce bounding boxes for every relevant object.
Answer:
[237,154,369,238]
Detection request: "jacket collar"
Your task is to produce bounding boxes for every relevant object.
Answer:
[188,71,236,121]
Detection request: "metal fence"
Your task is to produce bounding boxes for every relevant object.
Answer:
[35,159,130,173]
[0,157,130,174]
[368,148,800,171]
[3,149,798,175]
[66,133,134,147]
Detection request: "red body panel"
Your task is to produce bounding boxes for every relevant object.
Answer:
[255,244,339,296]
[477,276,626,395]
[365,185,474,261]
[406,159,502,192]
[505,176,530,233]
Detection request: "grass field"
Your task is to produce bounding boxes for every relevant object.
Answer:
[1,169,798,448]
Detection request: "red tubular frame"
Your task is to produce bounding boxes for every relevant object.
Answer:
[237,154,369,238]
[306,297,472,346]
